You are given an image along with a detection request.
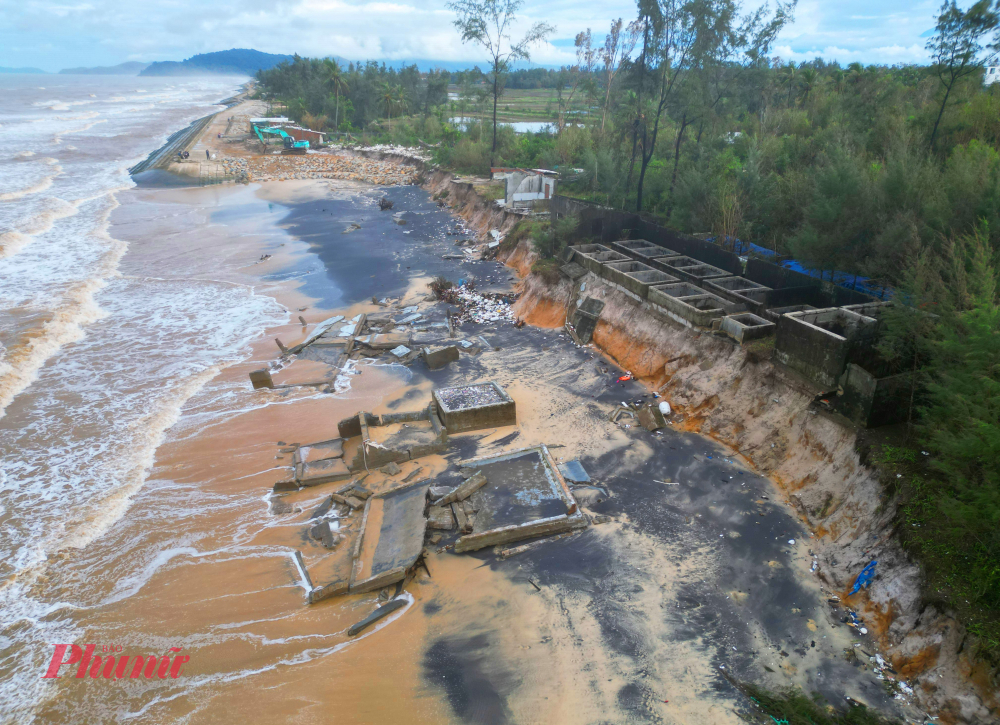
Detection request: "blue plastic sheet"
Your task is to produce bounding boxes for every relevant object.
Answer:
[849,560,878,595]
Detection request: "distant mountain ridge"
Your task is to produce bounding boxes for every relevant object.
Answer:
[0,66,47,74]
[140,49,293,77]
[60,62,149,75]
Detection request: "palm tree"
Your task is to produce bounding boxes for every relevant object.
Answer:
[324,59,348,131]
[779,62,798,106]
[847,62,864,85]
[800,68,818,103]
[392,85,408,117]
[830,68,845,94]
[380,82,395,122]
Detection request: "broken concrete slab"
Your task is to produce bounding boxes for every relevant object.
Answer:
[433,471,486,506]
[363,332,411,350]
[427,505,455,530]
[295,439,345,478]
[637,404,667,431]
[308,579,350,605]
[349,480,430,593]
[433,382,516,433]
[452,502,471,533]
[273,477,298,492]
[309,521,340,549]
[423,345,460,370]
[347,598,407,636]
[300,457,352,486]
[429,485,452,499]
[249,369,274,389]
[390,345,412,358]
[558,460,591,483]
[452,445,585,553]
[381,461,401,476]
[337,412,382,439]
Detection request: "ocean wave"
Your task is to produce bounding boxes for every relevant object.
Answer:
[0,162,63,201]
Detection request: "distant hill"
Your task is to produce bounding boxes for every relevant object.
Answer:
[140,49,293,77]
[0,66,47,74]
[60,62,149,75]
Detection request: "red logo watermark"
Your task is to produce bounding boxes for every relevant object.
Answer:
[43,645,189,680]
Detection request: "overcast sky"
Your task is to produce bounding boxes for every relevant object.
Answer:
[1,0,943,72]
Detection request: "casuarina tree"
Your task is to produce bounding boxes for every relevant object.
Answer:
[927,0,999,149]
[448,0,554,167]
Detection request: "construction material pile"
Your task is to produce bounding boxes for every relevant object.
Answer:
[220,152,419,185]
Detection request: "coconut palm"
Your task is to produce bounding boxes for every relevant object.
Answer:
[779,62,798,106]
[800,68,819,103]
[324,59,348,131]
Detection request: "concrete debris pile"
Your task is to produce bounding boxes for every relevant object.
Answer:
[219,153,419,185]
[341,143,433,163]
[438,284,517,325]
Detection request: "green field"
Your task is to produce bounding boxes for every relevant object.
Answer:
[447,86,591,124]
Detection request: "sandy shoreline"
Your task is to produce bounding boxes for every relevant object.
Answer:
[16,122,925,722]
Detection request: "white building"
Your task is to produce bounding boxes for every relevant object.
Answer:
[490,167,557,208]
[985,67,999,85]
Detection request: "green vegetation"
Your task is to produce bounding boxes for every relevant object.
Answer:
[256,0,1000,662]
[737,682,903,725]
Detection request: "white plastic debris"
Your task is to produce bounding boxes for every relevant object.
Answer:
[338,324,356,337]
[788,539,795,545]
[658,401,671,416]
[459,340,473,348]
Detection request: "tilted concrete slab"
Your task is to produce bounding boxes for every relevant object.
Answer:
[300,457,352,486]
[349,480,430,593]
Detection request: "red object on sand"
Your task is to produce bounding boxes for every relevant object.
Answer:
[618,373,633,382]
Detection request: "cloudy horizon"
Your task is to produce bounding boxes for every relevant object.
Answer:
[1,0,944,73]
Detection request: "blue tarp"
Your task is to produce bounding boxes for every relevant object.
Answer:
[704,236,892,299]
[849,560,878,595]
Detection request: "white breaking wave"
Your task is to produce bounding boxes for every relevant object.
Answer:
[0,74,279,721]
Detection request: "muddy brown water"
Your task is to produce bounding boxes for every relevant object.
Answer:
[6,175,913,723]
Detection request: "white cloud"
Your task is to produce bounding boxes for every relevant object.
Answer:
[0,0,947,72]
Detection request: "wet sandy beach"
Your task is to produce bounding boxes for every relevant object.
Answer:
[13,171,914,724]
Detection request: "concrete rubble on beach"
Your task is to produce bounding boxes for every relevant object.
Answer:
[255,291,592,623]
[221,152,420,185]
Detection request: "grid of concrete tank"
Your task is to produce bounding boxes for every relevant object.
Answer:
[565,238,899,425]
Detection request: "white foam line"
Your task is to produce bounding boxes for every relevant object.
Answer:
[118,591,415,721]
[0,163,63,201]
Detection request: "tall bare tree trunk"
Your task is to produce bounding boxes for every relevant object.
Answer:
[665,113,690,219]
[930,81,953,149]
[491,67,499,168]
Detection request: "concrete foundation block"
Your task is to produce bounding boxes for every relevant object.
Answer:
[720,313,775,344]
[433,382,516,433]
[249,369,274,389]
[423,345,460,370]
